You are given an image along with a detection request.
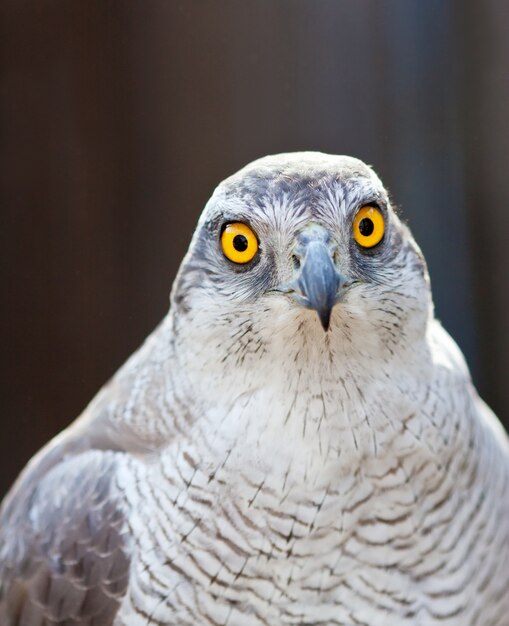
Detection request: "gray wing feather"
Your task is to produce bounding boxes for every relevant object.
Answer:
[0,326,173,624]
[0,447,131,625]
[0,376,139,626]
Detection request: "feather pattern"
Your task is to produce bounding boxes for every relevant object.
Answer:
[1,153,508,625]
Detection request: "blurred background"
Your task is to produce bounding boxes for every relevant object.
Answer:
[1,0,508,499]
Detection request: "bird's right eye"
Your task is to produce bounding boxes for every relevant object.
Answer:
[221,223,259,264]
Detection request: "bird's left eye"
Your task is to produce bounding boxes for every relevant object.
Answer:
[353,206,385,248]
[221,222,259,264]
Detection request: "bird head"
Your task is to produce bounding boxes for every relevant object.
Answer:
[171,152,431,370]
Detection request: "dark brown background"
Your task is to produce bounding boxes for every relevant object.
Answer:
[1,0,508,499]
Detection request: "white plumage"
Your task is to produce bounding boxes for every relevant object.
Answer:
[1,152,508,625]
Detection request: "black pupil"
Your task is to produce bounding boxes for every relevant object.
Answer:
[359,218,374,237]
[233,234,249,252]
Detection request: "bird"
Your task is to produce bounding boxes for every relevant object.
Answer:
[1,151,508,626]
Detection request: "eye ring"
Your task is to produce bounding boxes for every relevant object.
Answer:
[221,222,259,264]
[353,206,385,249]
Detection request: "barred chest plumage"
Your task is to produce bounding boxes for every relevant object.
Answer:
[113,342,509,626]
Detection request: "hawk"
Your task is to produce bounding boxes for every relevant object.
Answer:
[1,152,508,625]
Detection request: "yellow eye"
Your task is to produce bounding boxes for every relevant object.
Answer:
[221,222,259,264]
[353,206,385,248]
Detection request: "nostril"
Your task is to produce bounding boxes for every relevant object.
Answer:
[332,249,340,266]
[292,254,301,270]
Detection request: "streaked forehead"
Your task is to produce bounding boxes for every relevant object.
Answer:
[210,152,388,225]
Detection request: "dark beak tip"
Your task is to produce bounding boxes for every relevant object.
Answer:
[318,309,332,332]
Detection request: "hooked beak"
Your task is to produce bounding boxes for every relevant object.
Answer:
[280,238,348,332]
